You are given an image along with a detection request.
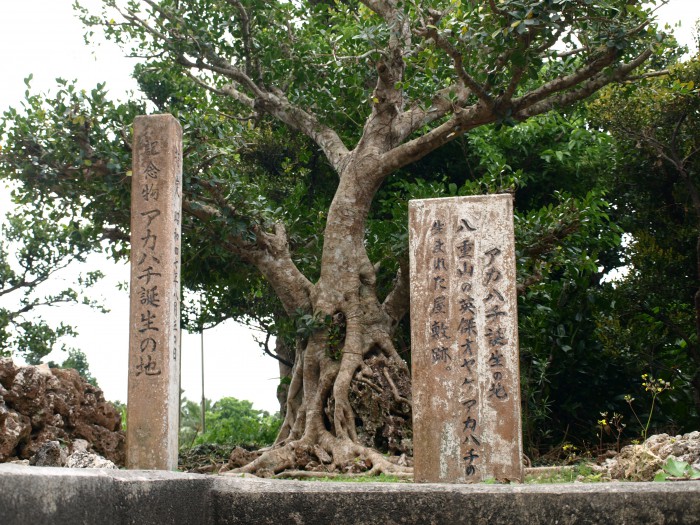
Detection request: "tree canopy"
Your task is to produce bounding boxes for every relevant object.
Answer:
[0,184,106,365]
[589,56,700,420]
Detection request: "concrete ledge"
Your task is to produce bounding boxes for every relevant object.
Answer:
[2,464,699,525]
[0,464,212,525]
[211,477,700,525]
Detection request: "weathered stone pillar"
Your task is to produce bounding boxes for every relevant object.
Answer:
[409,194,523,483]
[127,114,182,470]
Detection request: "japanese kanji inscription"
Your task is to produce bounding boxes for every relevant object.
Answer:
[127,114,182,470]
[409,194,523,483]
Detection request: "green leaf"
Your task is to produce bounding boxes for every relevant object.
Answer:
[664,457,689,478]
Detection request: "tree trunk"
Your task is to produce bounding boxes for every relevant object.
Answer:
[236,158,412,477]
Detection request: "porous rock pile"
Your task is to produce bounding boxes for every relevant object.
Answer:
[601,431,700,481]
[0,358,125,466]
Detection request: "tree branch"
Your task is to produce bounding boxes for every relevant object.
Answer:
[127,0,352,173]
[360,0,394,19]
[223,0,259,79]
[0,278,35,298]
[419,26,492,104]
[514,49,653,119]
[378,103,494,175]
[352,0,413,162]
[178,54,350,173]
[623,69,670,82]
[514,48,618,111]
[182,69,255,109]
[100,227,129,243]
[182,199,313,314]
[260,331,294,368]
[394,83,471,141]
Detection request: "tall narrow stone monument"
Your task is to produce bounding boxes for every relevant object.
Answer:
[409,194,523,483]
[127,114,183,470]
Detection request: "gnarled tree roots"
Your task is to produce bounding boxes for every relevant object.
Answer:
[224,349,413,479]
[228,434,413,479]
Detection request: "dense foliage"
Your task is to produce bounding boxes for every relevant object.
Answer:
[587,56,700,443]
[0,158,106,365]
[180,396,281,449]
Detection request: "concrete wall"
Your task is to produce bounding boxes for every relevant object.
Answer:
[211,477,700,525]
[0,464,211,525]
[2,464,699,525]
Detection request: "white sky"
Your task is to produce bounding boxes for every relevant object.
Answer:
[0,0,698,413]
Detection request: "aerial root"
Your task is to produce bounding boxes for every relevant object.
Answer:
[382,367,410,407]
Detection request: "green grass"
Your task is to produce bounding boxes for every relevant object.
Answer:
[298,473,410,483]
[294,463,605,484]
[524,463,603,484]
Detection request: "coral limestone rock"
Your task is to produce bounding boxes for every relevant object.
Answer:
[0,359,124,466]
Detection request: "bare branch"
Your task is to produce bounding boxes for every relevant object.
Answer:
[0,279,34,298]
[119,3,172,43]
[683,147,700,166]
[177,56,350,172]
[182,68,256,110]
[180,52,264,97]
[502,60,528,102]
[670,110,689,162]
[7,298,73,320]
[253,92,351,173]
[382,45,652,175]
[124,0,353,176]
[352,0,415,160]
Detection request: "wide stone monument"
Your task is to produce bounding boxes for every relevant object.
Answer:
[409,194,523,483]
[127,114,183,470]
